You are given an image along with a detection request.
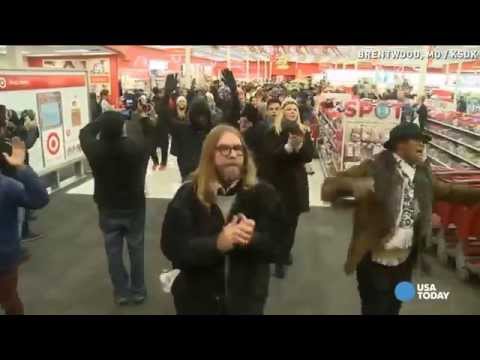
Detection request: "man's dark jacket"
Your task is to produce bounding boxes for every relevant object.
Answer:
[79,120,146,210]
[161,180,286,314]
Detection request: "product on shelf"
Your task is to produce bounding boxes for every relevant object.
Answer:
[429,108,480,135]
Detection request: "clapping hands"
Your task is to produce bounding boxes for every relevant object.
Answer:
[288,133,304,152]
[217,213,256,252]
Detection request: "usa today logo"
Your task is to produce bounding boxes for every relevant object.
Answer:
[394,282,450,302]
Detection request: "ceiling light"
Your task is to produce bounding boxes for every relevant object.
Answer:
[55,49,90,53]
[84,52,112,56]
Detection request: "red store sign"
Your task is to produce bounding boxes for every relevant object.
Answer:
[0,74,86,91]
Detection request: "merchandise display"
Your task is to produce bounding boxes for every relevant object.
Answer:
[318,95,400,174]
[425,105,480,170]
[318,108,343,174]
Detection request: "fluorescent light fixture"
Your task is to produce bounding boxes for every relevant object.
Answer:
[28,52,112,57]
[55,49,90,53]
[84,52,112,56]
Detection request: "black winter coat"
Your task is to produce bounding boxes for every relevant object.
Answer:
[263,128,314,214]
[161,181,286,314]
[244,120,271,180]
[169,122,208,179]
[126,112,157,182]
[167,97,212,179]
[79,121,146,210]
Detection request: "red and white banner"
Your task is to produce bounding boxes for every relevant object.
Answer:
[0,74,85,91]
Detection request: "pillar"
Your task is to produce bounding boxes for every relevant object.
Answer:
[264,59,268,81]
[185,46,192,87]
[417,47,429,97]
[226,46,231,69]
[4,46,25,69]
[456,61,463,97]
[257,58,260,80]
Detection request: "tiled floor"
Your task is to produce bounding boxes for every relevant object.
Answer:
[67,152,331,207]
[15,152,480,315]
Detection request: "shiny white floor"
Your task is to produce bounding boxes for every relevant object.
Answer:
[67,152,330,207]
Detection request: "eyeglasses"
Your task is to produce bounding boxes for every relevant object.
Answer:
[216,144,244,157]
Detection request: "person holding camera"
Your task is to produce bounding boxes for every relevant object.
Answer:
[159,74,214,182]
[126,95,158,184]
[0,133,49,314]
[0,107,43,244]
[79,111,148,305]
[263,98,315,279]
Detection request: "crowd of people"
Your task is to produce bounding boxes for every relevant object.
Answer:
[79,69,317,313]
[3,68,480,315]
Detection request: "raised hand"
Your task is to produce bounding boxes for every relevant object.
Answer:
[221,68,237,92]
[2,137,26,168]
[165,74,178,95]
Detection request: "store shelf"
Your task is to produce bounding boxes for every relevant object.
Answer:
[428,142,480,169]
[321,148,340,173]
[318,151,330,177]
[426,129,480,153]
[320,112,337,132]
[427,155,452,170]
[427,118,480,138]
[325,136,337,149]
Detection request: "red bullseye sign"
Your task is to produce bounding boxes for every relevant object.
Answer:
[47,132,60,155]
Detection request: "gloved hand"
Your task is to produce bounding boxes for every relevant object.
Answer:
[221,68,237,93]
[165,74,178,95]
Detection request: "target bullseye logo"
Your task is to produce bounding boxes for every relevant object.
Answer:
[0,77,6,89]
[47,132,60,155]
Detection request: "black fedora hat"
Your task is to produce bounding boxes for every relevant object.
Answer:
[384,122,432,150]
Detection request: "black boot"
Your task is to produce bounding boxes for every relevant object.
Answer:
[286,254,293,266]
[274,264,286,279]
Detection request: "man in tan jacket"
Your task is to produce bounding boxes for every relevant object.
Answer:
[322,123,480,315]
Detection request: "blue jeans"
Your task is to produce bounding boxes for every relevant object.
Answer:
[18,208,25,239]
[99,208,146,298]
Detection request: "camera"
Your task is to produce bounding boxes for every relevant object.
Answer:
[142,103,153,114]
[282,121,303,136]
[137,95,153,114]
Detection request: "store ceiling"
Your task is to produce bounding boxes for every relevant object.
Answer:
[0,45,115,57]
[147,45,480,65]
[3,45,480,67]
